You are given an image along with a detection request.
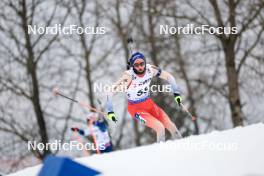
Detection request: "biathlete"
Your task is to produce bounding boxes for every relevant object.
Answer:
[106,52,183,142]
[71,112,113,153]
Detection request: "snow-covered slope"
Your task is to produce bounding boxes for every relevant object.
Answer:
[8,123,264,176]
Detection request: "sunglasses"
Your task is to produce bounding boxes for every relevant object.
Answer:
[133,62,145,68]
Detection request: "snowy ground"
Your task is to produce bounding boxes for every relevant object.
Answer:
[8,123,264,176]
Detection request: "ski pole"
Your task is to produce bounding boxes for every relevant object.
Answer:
[71,132,90,156]
[127,37,134,56]
[87,117,100,154]
[52,87,107,116]
[127,37,134,69]
[180,103,197,121]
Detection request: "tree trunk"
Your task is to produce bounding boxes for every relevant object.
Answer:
[20,0,50,158]
[147,0,159,66]
[84,53,96,108]
[174,35,199,134]
[223,40,244,127]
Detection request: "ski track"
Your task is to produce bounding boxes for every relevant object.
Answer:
[7,123,264,176]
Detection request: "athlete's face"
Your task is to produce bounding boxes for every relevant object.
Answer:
[133,58,145,74]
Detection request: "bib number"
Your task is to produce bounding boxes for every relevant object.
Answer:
[136,87,149,97]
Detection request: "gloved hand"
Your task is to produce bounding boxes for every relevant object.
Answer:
[71,127,84,136]
[107,112,117,123]
[174,93,182,106]
[71,127,78,132]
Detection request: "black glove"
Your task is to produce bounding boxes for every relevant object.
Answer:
[71,127,84,136]
[71,127,79,132]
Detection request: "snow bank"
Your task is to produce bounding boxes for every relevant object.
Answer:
[8,123,264,176]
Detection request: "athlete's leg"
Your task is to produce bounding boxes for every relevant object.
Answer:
[128,106,166,142]
[138,112,166,142]
[159,109,182,139]
[151,103,182,139]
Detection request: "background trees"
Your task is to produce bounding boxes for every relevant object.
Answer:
[0,0,263,174]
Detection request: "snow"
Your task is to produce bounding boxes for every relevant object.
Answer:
[8,123,264,176]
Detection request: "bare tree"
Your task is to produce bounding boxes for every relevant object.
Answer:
[162,0,264,127]
[0,0,74,172]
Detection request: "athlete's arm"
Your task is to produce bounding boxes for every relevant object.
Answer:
[110,71,132,94]
[150,65,181,95]
[71,127,87,136]
[83,128,91,136]
[106,72,132,121]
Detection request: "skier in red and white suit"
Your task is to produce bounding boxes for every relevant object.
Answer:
[106,52,182,142]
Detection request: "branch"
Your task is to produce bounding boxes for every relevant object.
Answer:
[237,27,264,74]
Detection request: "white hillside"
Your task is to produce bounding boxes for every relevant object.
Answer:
[8,123,264,176]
